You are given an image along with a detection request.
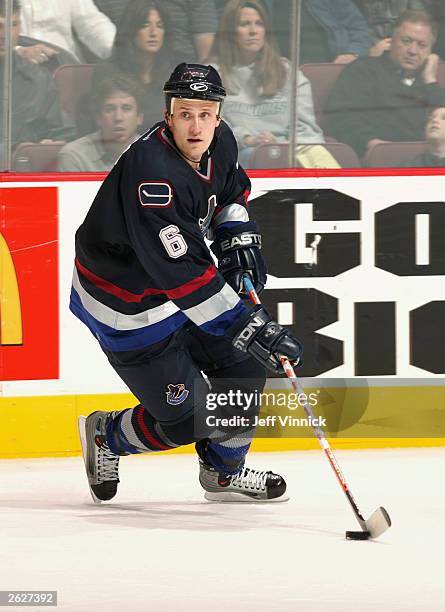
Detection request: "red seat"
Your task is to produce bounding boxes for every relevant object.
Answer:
[248,142,361,169]
[300,63,345,126]
[53,64,95,122]
[365,141,427,167]
[12,143,64,172]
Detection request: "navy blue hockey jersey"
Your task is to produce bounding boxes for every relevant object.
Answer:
[70,120,252,352]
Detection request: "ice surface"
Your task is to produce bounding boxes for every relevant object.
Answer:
[1,448,444,611]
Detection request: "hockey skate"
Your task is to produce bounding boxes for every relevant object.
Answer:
[78,411,120,504]
[199,460,289,502]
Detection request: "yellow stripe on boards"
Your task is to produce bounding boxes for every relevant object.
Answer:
[1,389,445,458]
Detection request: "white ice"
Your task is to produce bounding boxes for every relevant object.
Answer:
[1,448,444,612]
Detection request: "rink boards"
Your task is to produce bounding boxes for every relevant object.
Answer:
[1,169,445,457]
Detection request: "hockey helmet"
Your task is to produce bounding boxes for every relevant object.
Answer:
[164,63,226,112]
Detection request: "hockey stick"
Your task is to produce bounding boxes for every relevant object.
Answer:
[242,274,391,540]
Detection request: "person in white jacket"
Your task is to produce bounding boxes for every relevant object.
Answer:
[212,0,324,166]
[18,0,116,62]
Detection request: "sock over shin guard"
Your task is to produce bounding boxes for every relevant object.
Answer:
[198,427,255,475]
[106,406,179,455]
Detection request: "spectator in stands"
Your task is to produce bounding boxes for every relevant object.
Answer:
[355,1,445,62]
[90,0,173,133]
[0,0,70,150]
[324,10,445,157]
[93,1,218,61]
[268,0,371,63]
[213,0,324,166]
[354,0,431,56]
[164,0,218,62]
[407,106,445,166]
[301,0,372,63]
[58,75,143,172]
[18,0,116,63]
[93,0,128,25]
[428,1,445,59]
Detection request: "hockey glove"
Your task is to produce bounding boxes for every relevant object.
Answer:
[231,305,303,373]
[211,221,267,294]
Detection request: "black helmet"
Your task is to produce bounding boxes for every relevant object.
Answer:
[164,63,226,110]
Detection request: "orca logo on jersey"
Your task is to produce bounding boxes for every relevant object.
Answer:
[190,83,209,92]
[166,383,190,405]
[139,181,173,208]
[199,195,217,235]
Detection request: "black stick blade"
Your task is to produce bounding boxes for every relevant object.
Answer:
[345,530,370,540]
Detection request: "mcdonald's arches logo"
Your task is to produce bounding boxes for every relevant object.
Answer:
[0,232,23,345]
[0,187,58,381]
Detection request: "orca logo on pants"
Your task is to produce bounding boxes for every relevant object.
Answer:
[166,383,190,405]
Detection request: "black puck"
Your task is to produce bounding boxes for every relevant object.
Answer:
[345,530,370,540]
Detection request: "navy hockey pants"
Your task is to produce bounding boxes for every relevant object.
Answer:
[102,323,267,473]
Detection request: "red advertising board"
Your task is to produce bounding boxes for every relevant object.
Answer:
[0,187,58,380]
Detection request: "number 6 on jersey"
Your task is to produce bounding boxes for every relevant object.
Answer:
[159,224,188,258]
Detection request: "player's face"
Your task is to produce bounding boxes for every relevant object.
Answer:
[167,99,221,163]
[134,9,164,54]
[0,12,21,57]
[97,91,143,144]
[426,107,445,141]
[235,7,266,57]
[390,21,433,74]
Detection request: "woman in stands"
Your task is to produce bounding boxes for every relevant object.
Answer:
[212,0,324,166]
[90,0,173,132]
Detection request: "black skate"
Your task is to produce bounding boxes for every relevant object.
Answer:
[78,411,120,504]
[199,460,288,502]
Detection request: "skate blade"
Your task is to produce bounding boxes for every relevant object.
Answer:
[204,491,290,503]
[78,415,102,505]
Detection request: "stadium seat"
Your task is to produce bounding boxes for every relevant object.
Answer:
[365,141,427,167]
[12,143,64,172]
[300,63,345,126]
[17,35,79,74]
[248,142,361,169]
[53,64,95,123]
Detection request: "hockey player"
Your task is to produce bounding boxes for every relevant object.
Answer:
[73,63,303,503]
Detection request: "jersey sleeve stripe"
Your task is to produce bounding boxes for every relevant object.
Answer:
[75,257,164,302]
[70,286,187,351]
[75,257,218,303]
[212,203,249,231]
[164,264,218,299]
[183,283,241,327]
[199,300,247,336]
[72,268,180,330]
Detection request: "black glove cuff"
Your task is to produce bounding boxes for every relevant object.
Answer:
[211,221,261,258]
[231,305,271,352]
[231,306,304,373]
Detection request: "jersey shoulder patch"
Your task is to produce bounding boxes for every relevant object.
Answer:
[138,181,173,208]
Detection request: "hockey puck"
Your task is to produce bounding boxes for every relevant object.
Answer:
[345,530,370,540]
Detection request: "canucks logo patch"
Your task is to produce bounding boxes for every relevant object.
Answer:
[139,182,173,208]
[166,383,190,405]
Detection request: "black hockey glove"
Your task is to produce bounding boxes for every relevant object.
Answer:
[211,221,267,294]
[231,305,303,373]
